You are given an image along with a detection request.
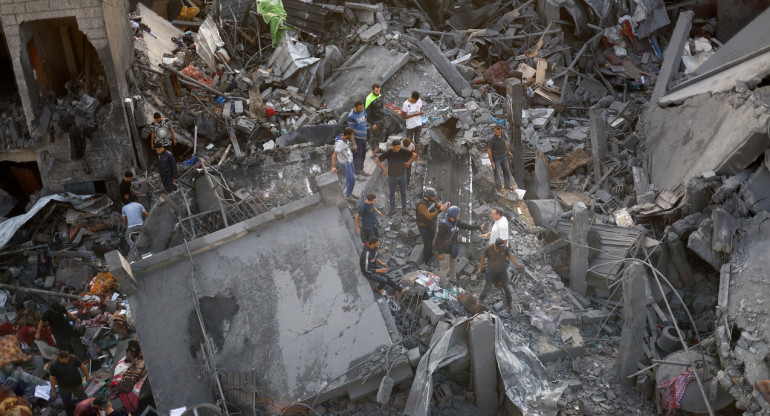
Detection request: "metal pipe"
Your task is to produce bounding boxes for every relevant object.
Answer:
[0,283,82,300]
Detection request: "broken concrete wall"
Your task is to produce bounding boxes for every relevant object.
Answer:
[641,89,770,191]
[126,200,405,414]
[0,0,136,189]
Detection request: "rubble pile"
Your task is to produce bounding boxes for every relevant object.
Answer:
[0,194,146,414]
[1,0,769,414]
[0,99,33,151]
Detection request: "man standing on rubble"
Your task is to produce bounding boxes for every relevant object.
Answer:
[155,143,178,193]
[122,201,148,248]
[119,171,144,205]
[375,139,417,216]
[36,304,85,358]
[48,350,91,412]
[415,187,449,268]
[149,112,176,151]
[360,236,407,301]
[331,127,357,203]
[433,206,486,287]
[488,125,514,195]
[401,91,423,143]
[347,100,368,179]
[479,207,509,245]
[366,83,386,154]
[355,193,383,243]
[477,238,523,309]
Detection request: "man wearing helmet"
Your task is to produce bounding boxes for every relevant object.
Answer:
[433,206,486,287]
[415,187,449,268]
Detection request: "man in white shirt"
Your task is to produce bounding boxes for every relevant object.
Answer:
[480,207,509,245]
[401,91,424,143]
[122,201,148,247]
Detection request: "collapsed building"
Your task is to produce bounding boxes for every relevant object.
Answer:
[0,0,769,415]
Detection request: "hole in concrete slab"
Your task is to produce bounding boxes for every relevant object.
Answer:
[188,295,239,358]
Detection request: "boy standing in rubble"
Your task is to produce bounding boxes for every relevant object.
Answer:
[347,100,368,179]
[331,127,357,203]
[355,193,383,243]
[401,91,423,144]
[149,112,176,151]
[488,125,514,195]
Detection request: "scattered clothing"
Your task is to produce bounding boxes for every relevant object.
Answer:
[658,370,696,415]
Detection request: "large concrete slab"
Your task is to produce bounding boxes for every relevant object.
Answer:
[642,91,770,191]
[127,202,397,414]
[695,7,770,76]
[321,45,409,112]
[136,3,183,68]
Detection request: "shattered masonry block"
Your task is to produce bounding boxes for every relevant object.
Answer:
[407,245,423,264]
[421,300,446,325]
[536,325,585,363]
[360,23,384,42]
[407,348,421,367]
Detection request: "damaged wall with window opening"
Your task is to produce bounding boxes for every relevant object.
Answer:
[0,0,136,192]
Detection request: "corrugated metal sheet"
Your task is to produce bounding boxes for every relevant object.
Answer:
[282,0,332,36]
[219,0,333,36]
[555,219,644,284]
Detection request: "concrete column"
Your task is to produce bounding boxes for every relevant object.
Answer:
[315,172,344,205]
[651,11,694,103]
[615,263,647,385]
[468,314,498,415]
[506,78,525,186]
[569,202,590,295]
[105,250,138,294]
[589,106,608,182]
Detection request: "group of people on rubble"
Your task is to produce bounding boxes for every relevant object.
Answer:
[33,303,144,415]
[334,84,523,310]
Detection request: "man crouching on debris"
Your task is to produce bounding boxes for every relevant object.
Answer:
[155,143,178,193]
[360,236,407,301]
[477,238,523,310]
[331,127,357,203]
[433,206,486,287]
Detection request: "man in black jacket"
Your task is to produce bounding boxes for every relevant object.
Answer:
[155,143,178,193]
[365,83,386,154]
[433,206,486,287]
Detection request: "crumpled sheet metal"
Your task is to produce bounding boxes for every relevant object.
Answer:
[0,193,108,251]
[195,16,230,71]
[267,35,321,81]
[494,313,551,413]
[404,313,552,415]
[404,316,472,416]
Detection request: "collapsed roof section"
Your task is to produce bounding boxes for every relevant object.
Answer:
[642,7,770,192]
[115,173,411,415]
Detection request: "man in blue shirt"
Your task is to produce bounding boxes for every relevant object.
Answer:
[355,193,383,243]
[122,201,148,247]
[347,100,368,179]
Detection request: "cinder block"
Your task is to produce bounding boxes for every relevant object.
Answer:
[536,324,585,363]
[25,1,50,13]
[407,348,420,367]
[421,300,445,325]
[76,16,105,30]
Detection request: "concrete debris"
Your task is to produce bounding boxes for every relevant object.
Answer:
[1,0,769,414]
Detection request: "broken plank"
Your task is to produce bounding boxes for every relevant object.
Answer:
[416,37,471,96]
[651,11,694,103]
[228,126,243,158]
